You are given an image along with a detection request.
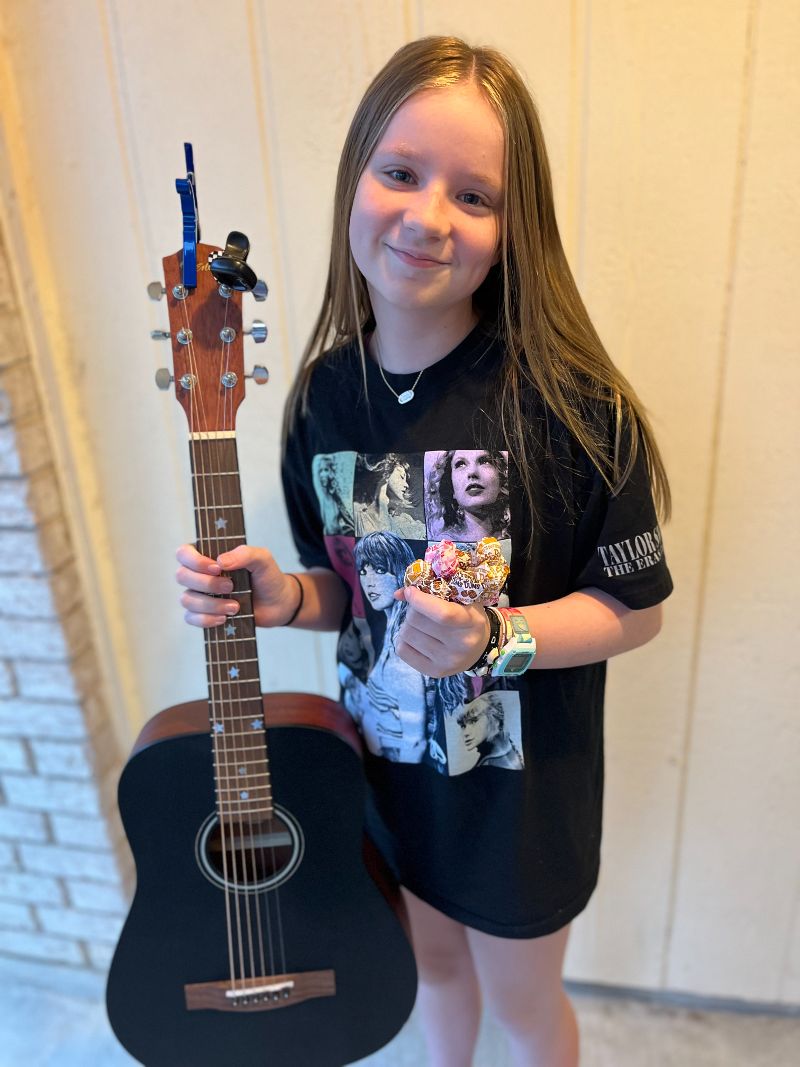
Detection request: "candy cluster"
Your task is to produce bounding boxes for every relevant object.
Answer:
[404,537,510,607]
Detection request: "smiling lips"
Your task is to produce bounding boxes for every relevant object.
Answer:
[388,245,447,268]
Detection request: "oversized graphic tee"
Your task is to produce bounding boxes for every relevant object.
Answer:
[282,323,672,937]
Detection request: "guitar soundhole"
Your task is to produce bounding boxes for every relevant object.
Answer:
[195,806,304,894]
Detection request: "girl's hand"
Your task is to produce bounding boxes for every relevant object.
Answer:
[393,585,491,678]
[175,543,300,628]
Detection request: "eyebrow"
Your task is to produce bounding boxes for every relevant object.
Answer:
[376,144,502,192]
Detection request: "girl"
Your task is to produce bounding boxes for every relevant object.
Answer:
[177,36,672,1067]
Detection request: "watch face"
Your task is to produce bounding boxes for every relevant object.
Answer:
[510,615,530,636]
[504,652,534,673]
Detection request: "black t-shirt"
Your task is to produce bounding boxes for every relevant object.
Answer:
[282,322,673,937]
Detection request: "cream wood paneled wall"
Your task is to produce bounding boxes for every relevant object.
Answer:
[0,1,797,1004]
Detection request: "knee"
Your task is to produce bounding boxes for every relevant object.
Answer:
[488,983,567,1035]
[414,939,473,986]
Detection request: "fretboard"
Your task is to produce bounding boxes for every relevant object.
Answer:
[189,434,270,821]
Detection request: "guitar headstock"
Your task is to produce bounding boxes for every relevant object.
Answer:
[160,245,248,433]
[152,146,268,433]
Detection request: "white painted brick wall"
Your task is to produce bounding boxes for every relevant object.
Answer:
[0,237,128,972]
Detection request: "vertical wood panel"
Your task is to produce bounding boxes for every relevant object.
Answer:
[667,0,800,1001]
[567,1,753,989]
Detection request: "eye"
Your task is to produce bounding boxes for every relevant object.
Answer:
[459,192,488,208]
[453,457,466,469]
[375,566,388,575]
[385,168,414,184]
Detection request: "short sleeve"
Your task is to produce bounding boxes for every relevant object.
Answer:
[280,411,332,572]
[572,419,673,610]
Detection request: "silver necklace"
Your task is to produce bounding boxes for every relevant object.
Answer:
[373,333,424,405]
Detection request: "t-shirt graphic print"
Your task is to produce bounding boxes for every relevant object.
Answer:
[311,448,523,777]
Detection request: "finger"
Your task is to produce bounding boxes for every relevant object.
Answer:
[402,585,460,623]
[175,565,235,596]
[217,544,274,576]
[180,591,240,618]
[395,639,437,676]
[176,543,221,575]
[183,609,228,629]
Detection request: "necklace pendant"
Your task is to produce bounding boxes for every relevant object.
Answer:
[397,389,415,405]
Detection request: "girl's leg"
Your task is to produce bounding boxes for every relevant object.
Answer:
[402,888,482,1067]
[465,923,578,1067]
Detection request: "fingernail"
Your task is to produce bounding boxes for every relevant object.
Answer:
[221,580,233,593]
[208,564,222,575]
[225,602,239,614]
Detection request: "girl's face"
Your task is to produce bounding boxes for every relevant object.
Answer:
[349,83,504,329]
[451,450,500,511]
[386,463,411,506]
[358,561,397,612]
[459,707,490,751]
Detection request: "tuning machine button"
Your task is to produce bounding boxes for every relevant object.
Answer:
[251,279,268,302]
[155,368,197,391]
[148,282,166,301]
[244,321,267,343]
[247,366,269,385]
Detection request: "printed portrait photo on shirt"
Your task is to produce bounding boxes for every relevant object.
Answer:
[443,689,524,776]
[353,452,427,539]
[424,449,511,542]
[347,530,472,770]
[312,451,356,536]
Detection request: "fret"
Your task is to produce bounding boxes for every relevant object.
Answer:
[205,636,256,645]
[195,503,244,511]
[217,802,275,810]
[215,770,271,781]
[206,653,260,661]
[216,786,272,798]
[210,743,270,757]
[209,729,269,739]
[207,680,261,690]
[192,470,240,477]
[197,534,246,543]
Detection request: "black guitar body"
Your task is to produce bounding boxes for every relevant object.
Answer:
[106,696,418,1067]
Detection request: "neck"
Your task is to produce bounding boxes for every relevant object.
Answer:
[369,299,479,373]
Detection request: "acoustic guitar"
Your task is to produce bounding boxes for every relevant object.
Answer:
[106,148,417,1066]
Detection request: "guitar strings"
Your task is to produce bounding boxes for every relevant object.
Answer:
[214,301,268,986]
[182,278,287,993]
[180,289,246,991]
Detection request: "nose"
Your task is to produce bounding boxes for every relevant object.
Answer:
[403,186,449,238]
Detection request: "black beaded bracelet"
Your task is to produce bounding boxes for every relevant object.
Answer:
[282,573,304,627]
[465,606,502,675]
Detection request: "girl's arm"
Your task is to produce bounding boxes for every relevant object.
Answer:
[513,587,662,670]
[176,544,347,632]
[394,585,663,678]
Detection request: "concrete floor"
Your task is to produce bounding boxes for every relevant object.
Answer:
[0,956,798,1067]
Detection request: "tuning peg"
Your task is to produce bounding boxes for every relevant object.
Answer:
[246,365,269,385]
[148,282,166,301]
[244,321,268,343]
[251,279,268,302]
[155,368,173,390]
[151,329,171,340]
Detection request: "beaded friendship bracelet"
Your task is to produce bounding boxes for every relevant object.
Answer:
[465,605,505,676]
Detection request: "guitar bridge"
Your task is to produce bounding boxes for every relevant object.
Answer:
[184,969,335,1013]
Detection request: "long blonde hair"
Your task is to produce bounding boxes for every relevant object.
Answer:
[284,36,671,529]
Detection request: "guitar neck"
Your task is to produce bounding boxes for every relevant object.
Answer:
[189,434,271,821]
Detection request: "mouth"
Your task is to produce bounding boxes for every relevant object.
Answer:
[464,484,486,496]
[388,245,447,268]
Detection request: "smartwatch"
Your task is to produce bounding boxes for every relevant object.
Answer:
[491,608,536,677]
